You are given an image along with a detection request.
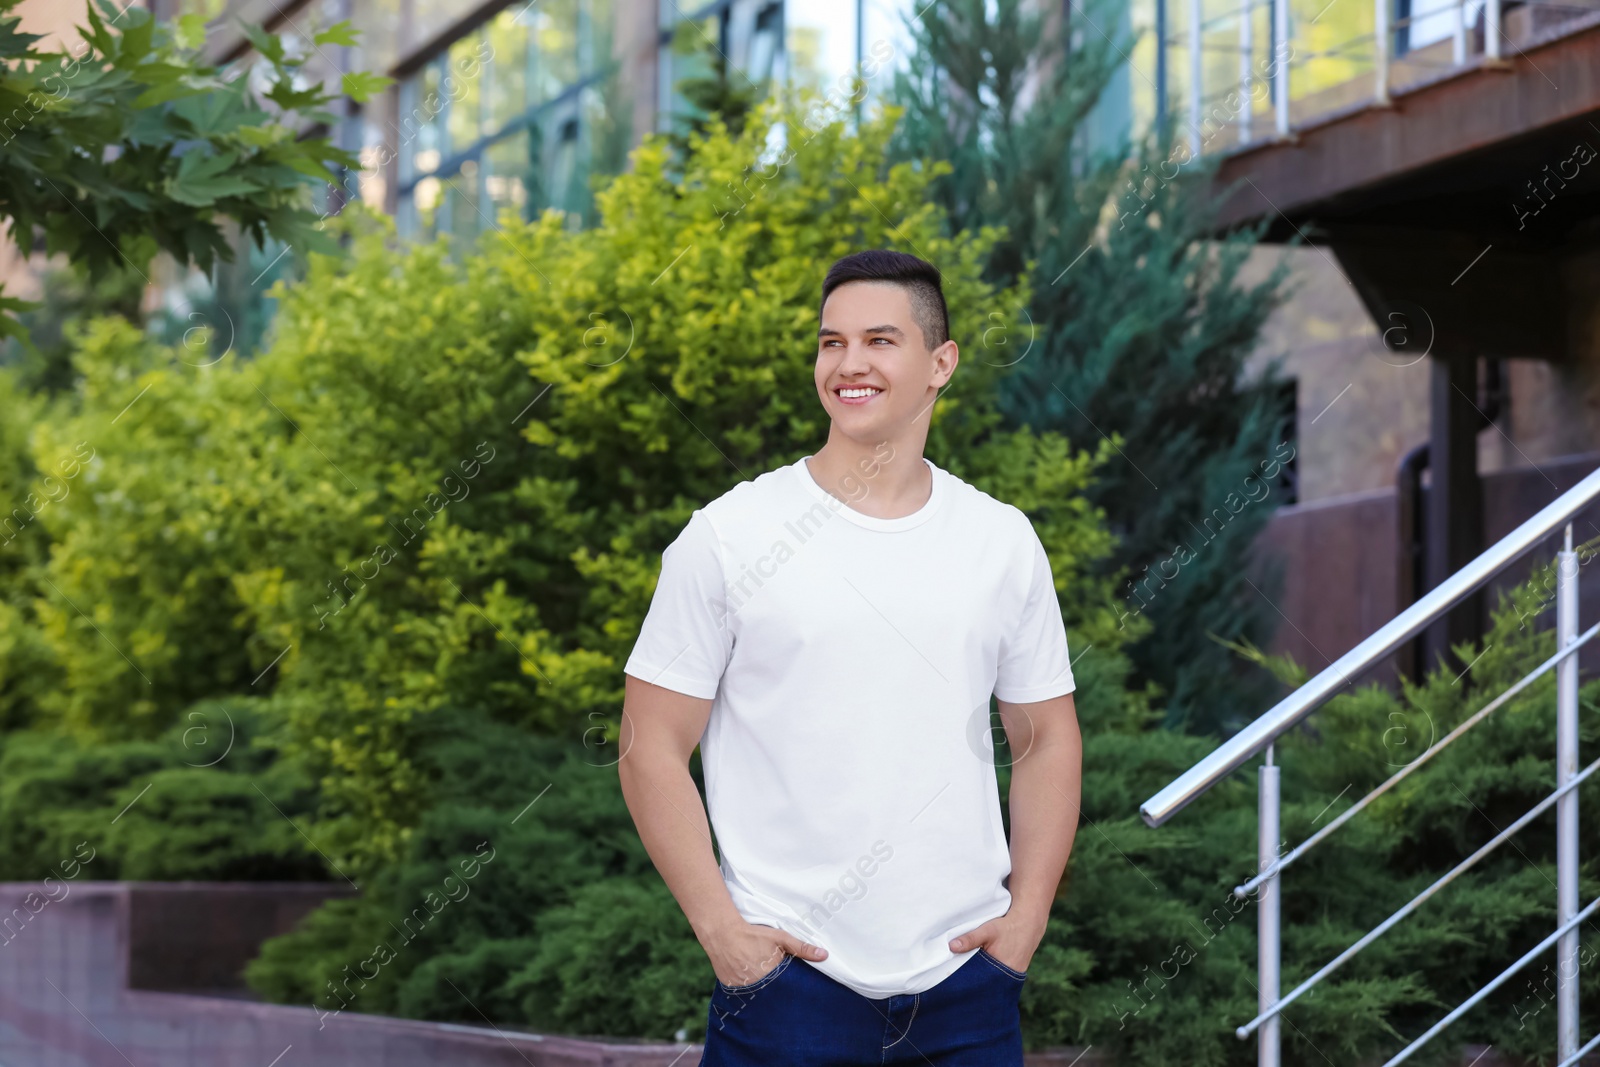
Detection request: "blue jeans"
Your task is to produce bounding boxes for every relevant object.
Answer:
[701,948,1027,1066]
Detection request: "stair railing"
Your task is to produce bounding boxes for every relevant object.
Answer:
[1141,464,1600,1067]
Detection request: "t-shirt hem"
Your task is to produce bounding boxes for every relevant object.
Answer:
[623,663,719,700]
[993,678,1077,704]
[815,949,972,1000]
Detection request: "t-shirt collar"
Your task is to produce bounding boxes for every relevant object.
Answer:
[792,453,945,532]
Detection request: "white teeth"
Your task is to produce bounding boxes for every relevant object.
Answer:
[839,387,881,398]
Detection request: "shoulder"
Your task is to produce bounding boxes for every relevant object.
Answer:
[934,464,1037,543]
[698,461,801,532]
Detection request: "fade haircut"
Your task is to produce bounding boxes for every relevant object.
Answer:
[819,250,950,350]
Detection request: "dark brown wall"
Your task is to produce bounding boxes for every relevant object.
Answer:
[1253,451,1600,687]
[125,882,358,994]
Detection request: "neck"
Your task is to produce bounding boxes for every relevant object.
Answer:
[807,423,932,520]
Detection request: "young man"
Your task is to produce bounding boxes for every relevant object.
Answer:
[618,250,1083,1065]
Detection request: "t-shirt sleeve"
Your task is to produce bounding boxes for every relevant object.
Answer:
[623,509,731,700]
[993,523,1076,703]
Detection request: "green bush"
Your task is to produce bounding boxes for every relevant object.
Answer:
[0,697,319,881]
[0,94,1129,878]
[243,709,711,1038]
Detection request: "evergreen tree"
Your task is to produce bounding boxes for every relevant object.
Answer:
[889,0,1299,736]
[662,21,766,164]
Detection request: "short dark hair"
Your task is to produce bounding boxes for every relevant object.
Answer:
[819,250,949,350]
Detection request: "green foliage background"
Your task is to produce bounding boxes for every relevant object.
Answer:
[0,75,1595,1067]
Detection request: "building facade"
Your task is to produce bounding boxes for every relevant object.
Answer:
[152,0,917,238]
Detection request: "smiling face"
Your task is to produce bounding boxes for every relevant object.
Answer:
[814,281,958,445]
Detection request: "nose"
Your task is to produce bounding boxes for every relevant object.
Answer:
[838,338,874,374]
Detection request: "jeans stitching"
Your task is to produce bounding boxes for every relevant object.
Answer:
[977,947,1027,981]
[881,993,919,1051]
[715,951,794,995]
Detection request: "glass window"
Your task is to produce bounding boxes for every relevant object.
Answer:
[450,158,485,246]
[582,70,631,204]
[397,0,630,241]
[346,0,403,83]
[549,114,582,219]
[399,61,445,184]
[413,175,444,240]
[860,0,913,109]
[531,0,581,104]
[484,11,530,134]
[445,32,487,154]
[1075,0,1140,161]
[358,141,389,209]
[659,14,721,132]
[586,0,617,74]
[405,0,489,58]
[783,0,858,96]
[1132,0,1162,138]
[485,130,533,223]
[745,1,782,85]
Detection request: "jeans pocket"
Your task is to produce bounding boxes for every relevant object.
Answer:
[716,951,795,995]
[977,946,1028,981]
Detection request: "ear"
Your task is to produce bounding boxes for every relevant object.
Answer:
[931,339,959,388]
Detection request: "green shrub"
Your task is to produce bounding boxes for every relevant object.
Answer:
[0,94,1129,877]
[243,709,703,1034]
[0,697,318,880]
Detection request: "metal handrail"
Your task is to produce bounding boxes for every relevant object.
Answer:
[1233,619,1600,896]
[1381,895,1600,1066]
[1557,1032,1600,1067]
[1236,751,1600,1038]
[1140,463,1600,829]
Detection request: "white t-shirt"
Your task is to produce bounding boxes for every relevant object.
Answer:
[623,453,1075,999]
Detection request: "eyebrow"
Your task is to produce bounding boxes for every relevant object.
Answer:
[817,324,906,338]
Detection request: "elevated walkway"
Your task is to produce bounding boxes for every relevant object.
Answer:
[1176,0,1600,671]
[0,882,691,1066]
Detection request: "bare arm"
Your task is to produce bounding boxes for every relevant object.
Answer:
[948,691,1082,972]
[998,691,1082,929]
[618,673,828,986]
